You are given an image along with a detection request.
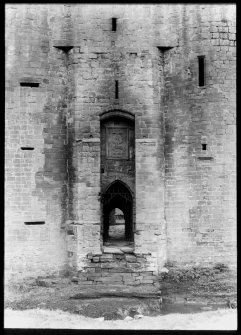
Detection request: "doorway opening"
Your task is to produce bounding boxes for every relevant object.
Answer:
[102,180,134,247]
[108,208,125,242]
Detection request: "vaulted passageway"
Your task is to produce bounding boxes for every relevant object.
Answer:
[102,181,134,245]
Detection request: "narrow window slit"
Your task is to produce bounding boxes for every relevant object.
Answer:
[24,221,45,225]
[20,82,39,87]
[115,80,119,99]
[202,144,207,151]
[198,56,205,87]
[112,18,117,31]
[198,157,213,161]
[21,147,34,150]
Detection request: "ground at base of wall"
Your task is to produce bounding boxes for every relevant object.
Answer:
[4,308,237,330]
[158,264,237,307]
[4,265,236,320]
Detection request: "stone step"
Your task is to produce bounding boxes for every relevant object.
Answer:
[69,284,161,299]
[120,246,135,253]
[71,290,161,299]
[86,253,148,266]
[72,252,158,287]
[103,247,124,254]
[87,252,144,261]
[74,269,158,286]
[78,272,156,279]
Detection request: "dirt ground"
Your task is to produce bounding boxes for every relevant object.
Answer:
[4,263,237,329]
[4,307,237,330]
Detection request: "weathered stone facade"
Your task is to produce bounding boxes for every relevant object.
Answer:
[5,4,236,281]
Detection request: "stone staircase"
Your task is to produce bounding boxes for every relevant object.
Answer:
[71,246,159,288]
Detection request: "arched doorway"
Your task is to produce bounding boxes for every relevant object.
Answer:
[102,181,134,245]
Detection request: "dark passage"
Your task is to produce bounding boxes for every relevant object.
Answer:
[102,181,133,245]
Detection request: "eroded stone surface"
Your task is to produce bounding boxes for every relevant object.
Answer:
[103,248,124,254]
[5,4,236,282]
[120,247,134,253]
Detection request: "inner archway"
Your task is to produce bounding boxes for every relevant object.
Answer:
[108,208,125,242]
[102,181,134,246]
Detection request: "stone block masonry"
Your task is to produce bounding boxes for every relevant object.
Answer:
[5,4,236,281]
[162,5,236,266]
[72,251,159,287]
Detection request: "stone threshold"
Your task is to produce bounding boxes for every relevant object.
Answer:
[102,246,135,254]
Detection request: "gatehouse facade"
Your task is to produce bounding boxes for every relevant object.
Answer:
[5,4,236,282]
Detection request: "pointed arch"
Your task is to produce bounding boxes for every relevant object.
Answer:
[102,179,134,197]
[102,180,134,243]
[99,109,135,122]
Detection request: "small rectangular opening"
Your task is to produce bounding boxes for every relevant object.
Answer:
[24,221,45,225]
[20,82,39,87]
[198,56,205,87]
[115,80,118,99]
[21,147,35,150]
[202,144,207,151]
[112,18,117,31]
[198,157,213,161]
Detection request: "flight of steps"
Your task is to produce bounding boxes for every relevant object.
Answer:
[71,247,159,287]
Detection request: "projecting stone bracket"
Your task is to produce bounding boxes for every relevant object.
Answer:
[157,46,175,52]
[53,40,74,53]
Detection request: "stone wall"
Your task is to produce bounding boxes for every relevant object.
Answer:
[5,4,236,279]
[162,5,236,266]
[72,250,159,286]
[5,4,69,279]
